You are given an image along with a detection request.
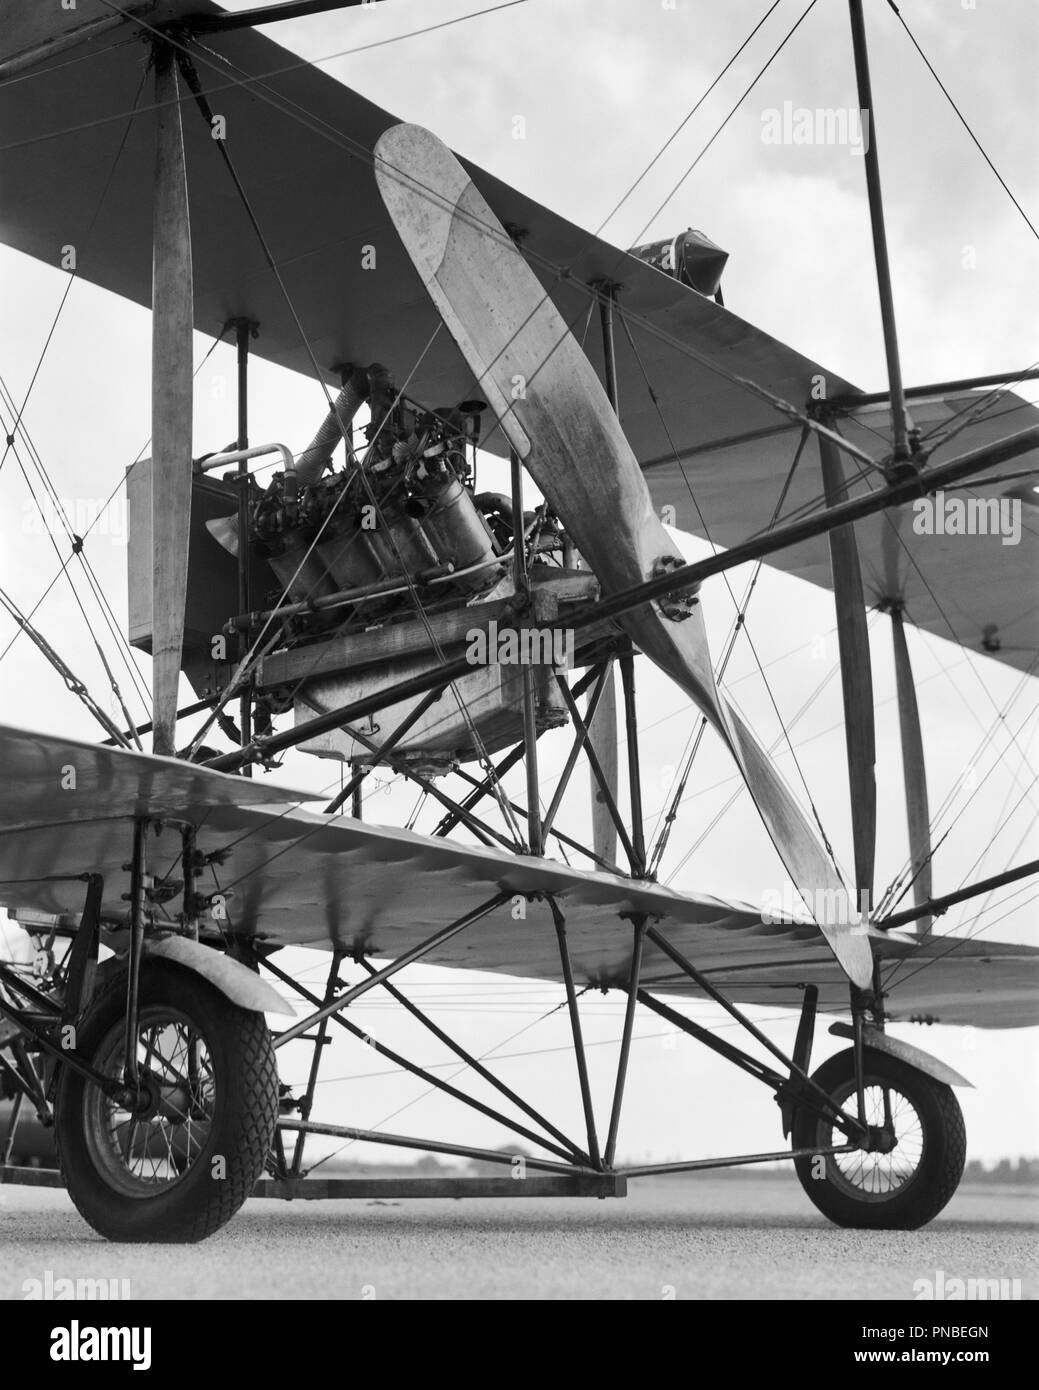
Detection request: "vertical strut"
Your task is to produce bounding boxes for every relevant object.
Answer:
[290,949,342,1177]
[123,818,148,1091]
[234,318,254,775]
[604,915,647,1168]
[590,283,622,870]
[847,0,910,460]
[150,41,195,756]
[618,653,647,875]
[549,898,601,1169]
[818,425,876,907]
[889,603,932,935]
[511,448,542,855]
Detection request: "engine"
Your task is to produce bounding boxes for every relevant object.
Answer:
[249,365,507,636]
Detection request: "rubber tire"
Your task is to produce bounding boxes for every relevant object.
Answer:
[55,959,278,1243]
[792,1047,965,1230]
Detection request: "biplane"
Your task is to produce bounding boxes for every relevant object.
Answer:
[0,0,1037,1244]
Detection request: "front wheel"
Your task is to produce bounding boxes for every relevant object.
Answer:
[55,959,278,1242]
[792,1047,965,1229]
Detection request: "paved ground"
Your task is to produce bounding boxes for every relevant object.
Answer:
[2,1177,1036,1299]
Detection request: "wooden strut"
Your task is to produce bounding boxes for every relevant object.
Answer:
[234,318,256,776]
[589,284,622,869]
[889,603,933,935]
[510,448,542,855]
[150,42,194,757]
[818,421,876,906]
[848,0,910,459]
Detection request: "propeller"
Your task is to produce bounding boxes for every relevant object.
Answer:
[376,123,874,987]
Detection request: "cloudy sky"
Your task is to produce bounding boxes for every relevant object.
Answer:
[1,0,1037,1168]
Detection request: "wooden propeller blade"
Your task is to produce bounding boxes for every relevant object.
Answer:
[375,123,874,987]
[150,44,194,757]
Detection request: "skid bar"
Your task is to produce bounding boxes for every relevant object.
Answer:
[254,1175,625,1200]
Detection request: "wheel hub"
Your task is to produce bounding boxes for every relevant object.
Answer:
[864,1123,898,1154]
[118,1069,192,1124]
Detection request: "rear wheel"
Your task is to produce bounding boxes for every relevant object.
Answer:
[792,1047,965,1230]
[55,960,277,1242]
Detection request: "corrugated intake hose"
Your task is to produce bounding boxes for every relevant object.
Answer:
[295,366,370,485]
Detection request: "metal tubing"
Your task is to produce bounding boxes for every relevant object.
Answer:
[644,926,863,1132]
[234,323,255,779]
[100,696,216,745]
[554,674,639,872]
[848,0,909,459]
[511,448,543,855]
[434,742,528,836]
[227,561,457,633]
[180,824,199,940]
[603,916,647,1167]
[829,367,1039,410]
[620,1144,858,1178]
[290,950,342,1176]
[192,0,383,31]
[264,957,581,1164]
[357,961,590,1164]
[598,285,620,413]
[315,711,515,851]
[198,442,295,475]
[878,857,1039,931]
[0,998,126,1096]
[439,665,602,839]
[576,425,1039,626]
[636,990,787,1090]
[204,425,1039,775]
[323,685,447,814]
[0,961,64,1016]
[7,1043,49,1119]
[548,898,602,1169]
[618,654,647,874]
[273,892,512,1047]
[277,1119,592,1175]
[451,767,619,872]
[123,819,147,1090]
[0,1090,23,1167]
[851,989,868,1125]
[541,663,609,838]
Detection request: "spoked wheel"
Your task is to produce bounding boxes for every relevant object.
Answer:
[55,960,278,1242]
[792,1047,965,1230]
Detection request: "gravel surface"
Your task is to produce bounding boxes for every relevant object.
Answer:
[1,1177,1035,1300]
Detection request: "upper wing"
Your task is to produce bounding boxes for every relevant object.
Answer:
[1,725,1034,1029]
[0,2,854,405]
[640,389,1039,675]
[3,3,1034,675]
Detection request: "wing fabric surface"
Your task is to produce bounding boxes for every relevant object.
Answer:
[373,123,873,989]
[0,725,1034,1028]
[3,10,1035,671]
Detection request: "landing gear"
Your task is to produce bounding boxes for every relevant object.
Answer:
[792,1047,966,1230]
[55,960,277,1242]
